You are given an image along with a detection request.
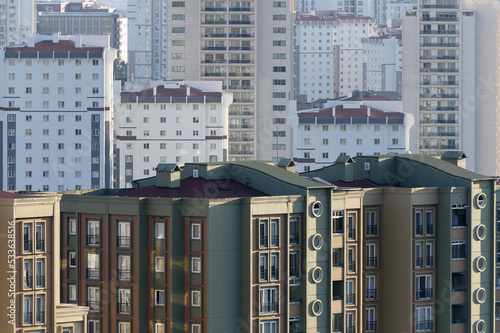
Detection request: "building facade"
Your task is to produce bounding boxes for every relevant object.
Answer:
[0,34,116,191]
[296,11,376,101]
[362,31,402,97]
[402,0,500,176]
[36,1,122,59]
[0,0,36,48]
[114,81,232,188]
[127,0,295,161]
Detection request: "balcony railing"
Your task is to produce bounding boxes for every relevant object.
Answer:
[260,302,278,313]
[260,236,268,247]
[416,320,433,331]
[118,302,131,314]
[427,256,434,266]
[333,260,343,268]
[24,311,32,324]
[202,20,227,24]
[366,225,377,235]
[419,106,458,111]
[416,288,433,300]
[421,17,458,21]
[366,288,377,299]
[24,240,32,252]
[419,68,459,73]
[202,7,226,11]
[346,326,355,333]
[203,72,227,77]
[416,257,423,267]
[366,257,377,268]
[421,4,458,8]
[36,311,44,323]
[290,267,300,278]
[229,20,253,24]
[420,81,458,86]
[419,93,459,98]
[348,262,355,272]
[420,29,458,34]
[24,276,33,288]
[229,7,252,11]
[118,269,131,280]
[87,301,100,311]
[420,119,456,124]
[290,233,299,245]
[87,235,99,246]
[346,293,355,304]
[271,267,279,279]
[203,33,227,38]
[421,131,458,137]
[366,321,377,331]
[36,275,45,287]
[271,235,279,246]
[260,268,267,281]
[416,225,423,235]
[202,46,227,50]
[87,268,99,279]
[229,33,253,37]
[228,46,252,51]
[228,72,253,77]
[117,236,131,247]
[36,239,45,251]
[348,228,355,240]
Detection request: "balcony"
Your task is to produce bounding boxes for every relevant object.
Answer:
[24,311,32,324]
[289,233,299,245]
[421,131,458,137]
[202,20,227,24]
[87,235,99,246]
[228,46,252,51]
[228,33,253,37]
[118,302,131,314]
[366,257,377,268]
[427,256,434,266]
[346,293,355,305]
[421,4,458,8]
[416,257,423,267]
[230,98,254,103]
[421,42,459,48]
[419,93,459,98]
[420,68,459,73]
[229,7,252,11]
[260,302,278,313]
[416,320,433,331]
[24,240,32,252]
[228,60,253,64]
[87,268,99,279]
[420,29,458,34]
[420,144,460,150]
[229,84,254,89]
[36,311,44,323]
[229,136,254,141]
[202,59,226,64]
[346,326,355,333]
[348,262,356,272]
[24,276,33,288]
[228,72,253,77]
[366,225,377,236]
[290,267,300,278]
[36,275,45,287]
[228,150,254,155]
[118,269,131,281]
[348,228,355,240]
[36,239,45,251]
[117,236,130,247]
[366,321,377,331]
[421,17,458,21]
[416,288,433,300]
[87,301,100,312]
[259,235,268,247]
[229,20,253,24]
[419,106,458,111]
[203,33,227,38]
[202,7,226,11]
[420,119,456,124]
[366,288,377,299]
[203,72,227,77]
[420,81,457,86]
[202,46,227,50]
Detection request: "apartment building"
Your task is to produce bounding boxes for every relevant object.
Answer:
[127,0,295,161]
[402,0,500,176]
[293,103,409,171]
[362,31,402,97]
[36,1,123,59]
[374,0,416,25]
[0,192,88,333]
[114,81,233,188]
[0,0,36,48]
[296,11,376,101]
[0,34,116,191]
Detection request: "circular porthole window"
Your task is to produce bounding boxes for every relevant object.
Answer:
[312,267,323,283]
[312,300,323,316]
[476,320,486,333]
[311,201,323,217]
[476,193,486,209]
[312,234,323,250]
[476,288,486,304]
[476,224,486,240]
[476,256,486,272]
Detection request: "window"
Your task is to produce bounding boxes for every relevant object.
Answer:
[69,284,77,301]
[118,322,130,333]
[259,253,268,281]
[191,257,201,273]
[24,259,33,288]
[366,307,376,331]
[35,223,44,252]
[156,290,165,306]
[415,211,423,235]
[87,252,100,279]
[118,255,131,281]
[260,321,277,333]
[87,220,100,246]
[366,275,376,299]
[92,59,99,66]
[191,223,201,239]
[69,252,76,267]
[75,115,82,121]
[366,211,377,235]
[88,320,99,333]
[290,251,299,278]
[366,243,376,268]
[452,241,466,259]
[452,207,466,227]
[415,307,432,331]
[155,255,165,272]
[191,290,201,307]
[426,210,433,235]
[260,287,277,313]
[273,79,286,85]
[24,295,32,324]
[259,220,268,248]
[88,286,100,311]
[24,224,32,252]
[346,279,355,304]
[117,221,131,247]
[92,73,99,80]
[416,275,432,300]
[75,73,81,80]
[348,247,356,273]
[118,289,131,314]
[92,87,99,94]
[273,14,286,20]
[348,213,356,240]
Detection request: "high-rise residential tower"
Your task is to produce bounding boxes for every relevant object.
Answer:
[0,0,36,47]
[403,0,500,176]
[127,0,295,161]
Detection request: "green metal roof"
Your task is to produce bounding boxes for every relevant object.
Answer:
[156,163,181,171]
[336,155,355,164]
[277,158,296,167]
[441,151,467,159]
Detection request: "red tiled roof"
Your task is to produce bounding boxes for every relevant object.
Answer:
[0,191,20,198]
[110,177,267,199]
[298,105,404,119]
[121,85,222,99]
[6,40,103,52]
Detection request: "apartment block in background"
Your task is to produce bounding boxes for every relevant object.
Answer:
[402,0,500,176]
[0,0,36,47]
[0,34,116,191]
[114,81,232,188]
[127,0,295,161]
[0,192,88,333]
[36,1,123,60]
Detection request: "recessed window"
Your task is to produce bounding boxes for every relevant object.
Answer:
[476,256,486,272]
[191,257,201,273]
[476,193,486,209]
[476,288,486,303]
[312,201,322,217]
[312,234,323,250]
[312,267,323,283]
[312,300,323,316]
[191,290,201,307]
[154,221,165,239]
[155,289,165,306]
[191,223,201,240]
[476,224,486,240]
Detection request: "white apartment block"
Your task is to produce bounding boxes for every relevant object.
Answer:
[403,0,500,175]
[127,0,295,162]
[374,0,416,25]
[362,31,402,97]
[114,81,232,188]
[0,0,36,47]
[0,34,116,191]
[296,11,376,102]
[291,100,409,172]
